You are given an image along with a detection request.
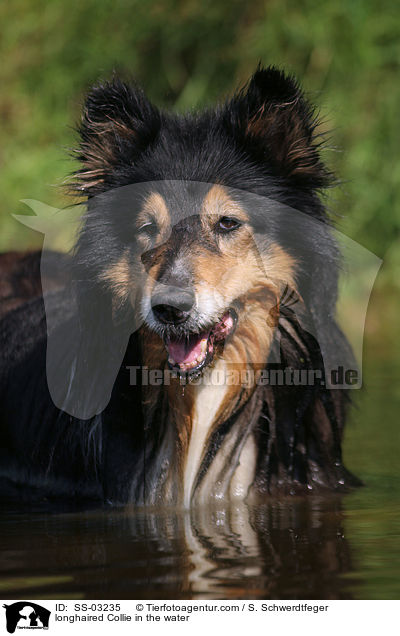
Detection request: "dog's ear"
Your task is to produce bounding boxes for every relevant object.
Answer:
[226,66,332,188]
[72,77,161,196]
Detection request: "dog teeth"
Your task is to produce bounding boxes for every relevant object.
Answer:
[177,357,205,371]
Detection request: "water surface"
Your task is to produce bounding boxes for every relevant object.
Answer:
[1,317,399,600]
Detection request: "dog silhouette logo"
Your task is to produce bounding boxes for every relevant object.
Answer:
[3,602,50,633]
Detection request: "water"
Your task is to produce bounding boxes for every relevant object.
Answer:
[1,328,399,600]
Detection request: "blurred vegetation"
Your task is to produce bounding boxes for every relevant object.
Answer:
[0,0,399,284]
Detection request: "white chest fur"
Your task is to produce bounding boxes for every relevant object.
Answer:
[182,361,257,507]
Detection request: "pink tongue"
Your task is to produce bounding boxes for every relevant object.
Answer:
[167,332,208,365]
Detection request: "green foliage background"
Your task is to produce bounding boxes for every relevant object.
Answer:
[1,4,399,596]
[0,0,399,280]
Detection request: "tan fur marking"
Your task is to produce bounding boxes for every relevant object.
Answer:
[201,184,249,229]
[262,243,297,289]
[136,192,171,248]
[100,251,131,302]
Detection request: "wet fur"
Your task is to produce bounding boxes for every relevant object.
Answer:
[0,67,361,505]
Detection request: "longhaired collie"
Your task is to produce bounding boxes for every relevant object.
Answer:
[0,67,361,505]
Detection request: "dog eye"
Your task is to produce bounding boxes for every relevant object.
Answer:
[137,221,158,238]
[217,217,241,232]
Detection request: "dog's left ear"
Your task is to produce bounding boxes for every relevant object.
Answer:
[226,66,332,189]
[72,77,161,196]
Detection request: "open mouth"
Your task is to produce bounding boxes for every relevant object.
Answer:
[165,309,238,378]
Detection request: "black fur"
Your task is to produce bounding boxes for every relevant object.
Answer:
[0,67,361,504]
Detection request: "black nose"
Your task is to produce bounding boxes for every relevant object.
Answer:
[151,289,195,325]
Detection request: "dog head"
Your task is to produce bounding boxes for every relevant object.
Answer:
[72,67,333,379]
[136,182,299,377]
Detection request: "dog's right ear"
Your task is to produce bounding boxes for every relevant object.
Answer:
[72,78,161,196]
[225,66,332,189]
